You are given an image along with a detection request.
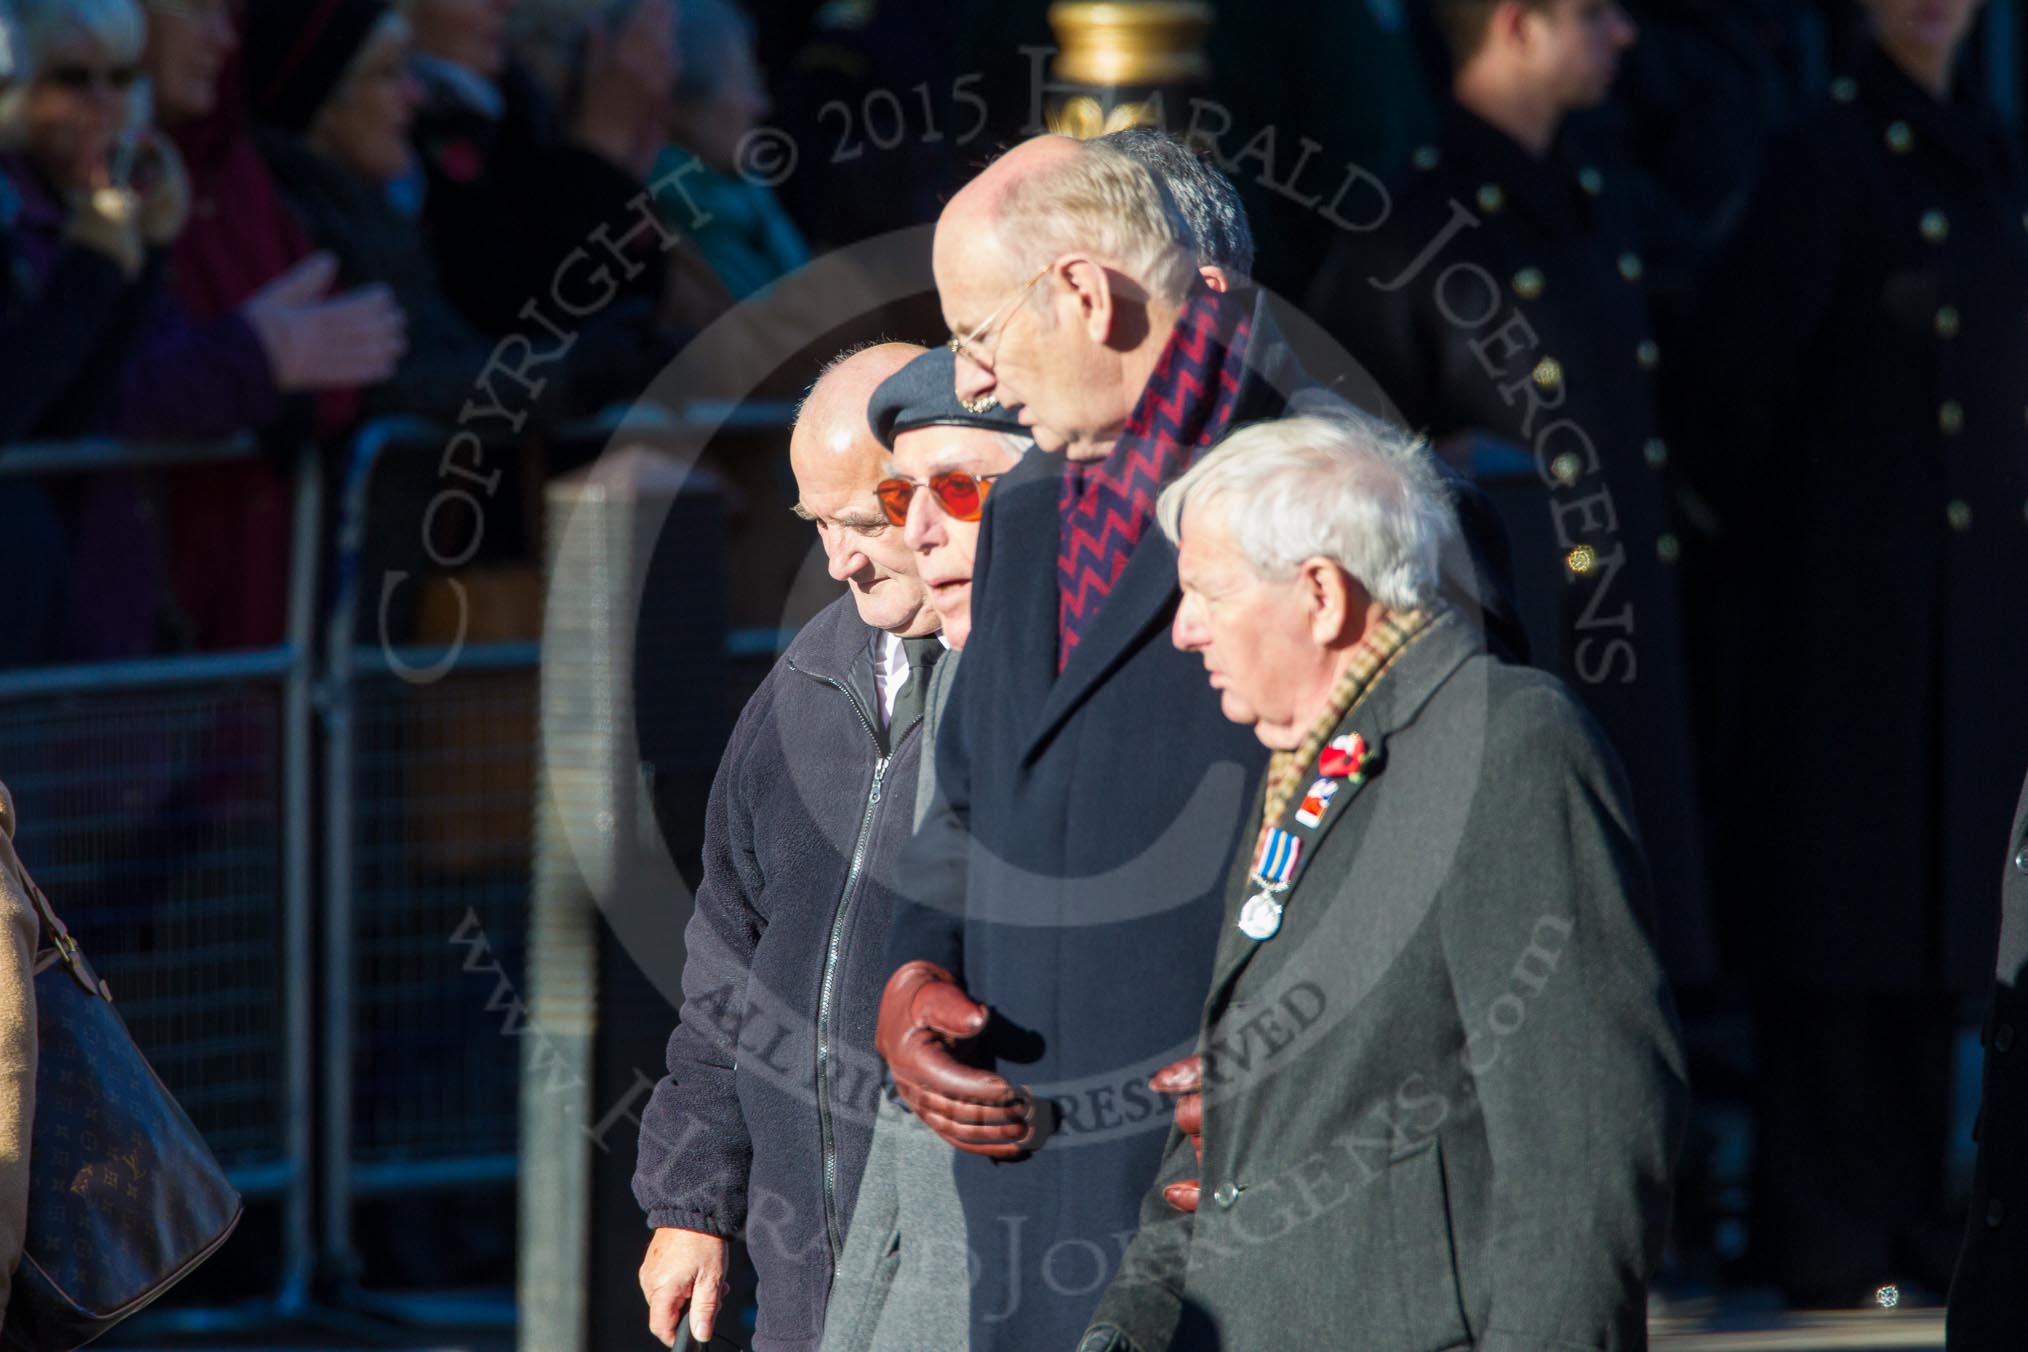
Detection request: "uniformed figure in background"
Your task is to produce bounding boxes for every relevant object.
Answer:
[1307,0,1714,985]
[1674,0,2028,1306]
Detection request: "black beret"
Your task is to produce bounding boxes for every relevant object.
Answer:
[867,347,1026,449]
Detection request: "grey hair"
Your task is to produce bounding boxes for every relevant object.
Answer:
[1157,412,1457,611]
[992,138,1201,305]
[1096,127,1254,278]
[4,0,144,67]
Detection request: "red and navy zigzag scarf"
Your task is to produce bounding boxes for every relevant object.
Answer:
[1056,287,1253,671]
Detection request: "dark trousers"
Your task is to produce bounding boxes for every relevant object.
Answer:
[1751,990,1956,1302]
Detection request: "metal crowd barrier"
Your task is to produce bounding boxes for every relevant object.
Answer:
[318,406,739,1325]
[0,436,321,1327]
[0,400,827,1335]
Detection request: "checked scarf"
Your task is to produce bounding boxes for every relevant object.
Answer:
[1056,286,1253,672]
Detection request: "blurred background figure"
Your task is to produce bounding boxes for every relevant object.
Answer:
[245,0,498,424]
[651,0,807,302]
[1674,0,2028,1308]
[146,0,408,650]
[405,0,705,355]
[0,0,193,667]
[1306,0,1715,995]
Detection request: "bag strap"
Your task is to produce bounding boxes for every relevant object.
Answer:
[0,785,112,1000]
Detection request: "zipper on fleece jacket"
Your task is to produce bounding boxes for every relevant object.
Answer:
[787,657,917,1268]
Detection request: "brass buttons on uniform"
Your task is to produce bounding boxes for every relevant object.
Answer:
[1939,400,1965,435]
[1885,120,1914,154]
[1935,305,1960,339]
[1643,438,1669,469]
[1550,451,1583,485]
[1830,76,1858,102]
[1578,166,1604,196]
[1618,252,1644,283]
[1476,183,1505,214]
[1656,533,1682,565]
[1566,544,1597,575]
[1636,339,1661,370]
[1411,144,1440,171]
[1947,499,1972,531]
[1532,356,1563,389]
[1513,267,1545,300]
[1920,209,1950,244]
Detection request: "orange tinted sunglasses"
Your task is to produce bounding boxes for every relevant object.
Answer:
[875,470,1007,526]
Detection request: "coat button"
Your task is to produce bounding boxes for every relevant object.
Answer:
[1513,267,1545,300]
[1643,437,1669,469]
[1831,76,1858,102]
[1412,144,1440,171]
[1947,499,1973,531]
[1213,1181,1241,1209]
[1566,544,1597,575]
[2015,842,2028,873]
[1636,339,1661,370]
[1533,356,1563,389]
[1988,1199,2007,1228]
[1998,1023,2018,1053]
[1578,166,1604,196]
[1940,401,1965,435]
[1656,533,1681,565]
[1618,252,1644,283]
[1885,120,1914,153]
[1477,183,1505,213]
[1920,209,1950,243]
[1935,305,1960,339]
[1550,451,1583,485]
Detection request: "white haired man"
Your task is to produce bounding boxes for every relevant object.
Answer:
[1080,413,1686,1351]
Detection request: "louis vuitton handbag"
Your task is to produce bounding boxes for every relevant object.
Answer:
[0,798,242,1349]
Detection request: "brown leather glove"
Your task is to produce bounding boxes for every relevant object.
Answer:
[875,960,1036,1159]
[1153,1055,1204,1213]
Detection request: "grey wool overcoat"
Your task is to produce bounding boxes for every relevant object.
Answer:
[1083,611,1688,1352]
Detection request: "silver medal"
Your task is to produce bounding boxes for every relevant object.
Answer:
[1238,890,1284,940]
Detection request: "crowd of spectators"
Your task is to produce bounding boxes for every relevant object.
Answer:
[0,0,805,663]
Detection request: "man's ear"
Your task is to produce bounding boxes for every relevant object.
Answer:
[1493,0,1537,52]
[1060,256,1114,343]
[1300,557,1361,646]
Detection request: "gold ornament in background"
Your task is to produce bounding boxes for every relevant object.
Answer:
[1048,2,1213,87]
[1042,2,1213,139]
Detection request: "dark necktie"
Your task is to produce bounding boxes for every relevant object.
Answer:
[889,636,942,736]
